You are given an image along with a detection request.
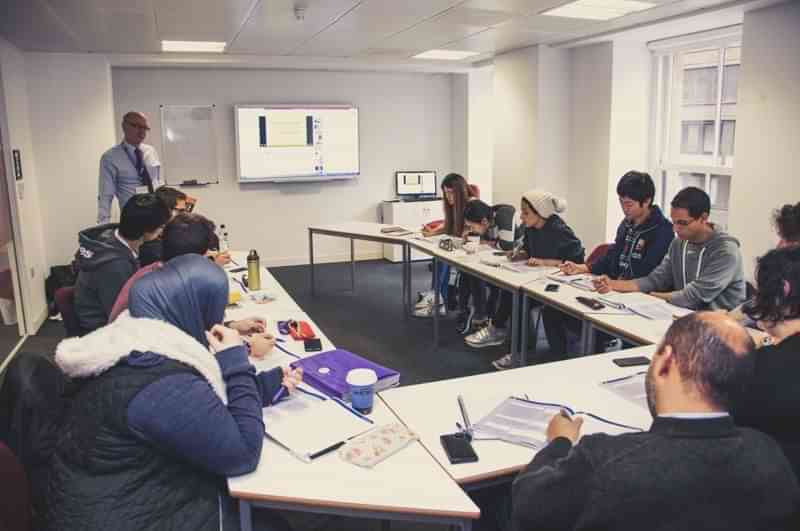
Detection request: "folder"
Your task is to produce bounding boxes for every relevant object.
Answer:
[290,349,400,401]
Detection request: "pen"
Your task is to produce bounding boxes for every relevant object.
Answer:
[308,440,346,460]
[275,343,301,360]
[601,371,648,385]
[597,297,626,311]
[457,395,473,439]
[232,277,249,293]
[295,386,327,401]
[271,385,286,404]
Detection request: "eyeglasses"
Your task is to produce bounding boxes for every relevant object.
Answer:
[124,121,151,132]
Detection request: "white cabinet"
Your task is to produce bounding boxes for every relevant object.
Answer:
[381,199,443,262]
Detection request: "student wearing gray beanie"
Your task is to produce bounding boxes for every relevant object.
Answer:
[466,189,585,370]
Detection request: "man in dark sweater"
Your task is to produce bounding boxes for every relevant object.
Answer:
[74,193,171,333]
[512,312,800,531]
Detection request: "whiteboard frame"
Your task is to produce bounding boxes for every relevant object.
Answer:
[159,104,220,186]
[234,104,360,184]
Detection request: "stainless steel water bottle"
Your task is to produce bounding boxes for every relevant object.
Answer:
[247,249,261,291]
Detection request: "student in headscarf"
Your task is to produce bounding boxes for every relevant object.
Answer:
[45,254,302,531]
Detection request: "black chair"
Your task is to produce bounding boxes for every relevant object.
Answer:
[54,286,84,337]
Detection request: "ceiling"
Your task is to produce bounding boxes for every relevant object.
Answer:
[0,0,764,66]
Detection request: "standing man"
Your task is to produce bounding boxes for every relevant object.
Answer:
[98,111,163,224]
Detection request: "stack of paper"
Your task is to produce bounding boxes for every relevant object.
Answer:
[547,273,596,291]
[597,292,693,321]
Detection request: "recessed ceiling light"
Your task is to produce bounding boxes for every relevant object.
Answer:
[161,40,226,53]
[413,49,480,61]
[541,0,655,21]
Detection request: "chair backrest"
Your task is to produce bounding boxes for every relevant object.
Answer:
[54,286,82,338]
[587,243,612,268]
[0,441,31,531]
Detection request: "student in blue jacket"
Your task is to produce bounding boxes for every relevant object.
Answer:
[46,254,301,531]
[553,171,674,359]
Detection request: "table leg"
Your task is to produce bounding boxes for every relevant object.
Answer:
[402,244,410,318]
[309,230,316,297]
[519,294,529,367]
[510,289,520,365]
[579,320,596,356]
[350,238,356,292]
[460,519,473,531]
[239,500,252,531]
[433,257,440,347]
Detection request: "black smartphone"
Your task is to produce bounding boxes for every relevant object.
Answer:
[440,433,478,464]
[612,356,651,367]
[304,338,323,352]
[545,283,560,292]
[576,296,604,310]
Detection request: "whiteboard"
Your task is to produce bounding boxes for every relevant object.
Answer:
[160,104,219,185]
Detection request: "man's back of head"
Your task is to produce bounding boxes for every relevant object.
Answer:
[649,312,755,415]
[119,194,171,242]
[161,213,216,262]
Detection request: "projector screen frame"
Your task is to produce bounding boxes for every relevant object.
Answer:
[234,103,361,184]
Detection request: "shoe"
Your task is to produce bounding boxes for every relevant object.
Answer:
[465,324,507,348]
[470,317,489,333]
[456,308,475,335]
[492,353,515,371]
[414,290,434,309]
[412,302,446,318]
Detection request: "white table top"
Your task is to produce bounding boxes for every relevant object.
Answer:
[381,347,656,485]
[308,221,417,244]
[228,395,480,520]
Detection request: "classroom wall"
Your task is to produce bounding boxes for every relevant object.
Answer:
[536,46,571,207]
[729,0,800,279]
[24,53,117,269]
[451,74,469,179]
[0,38,49,332]
[568,43,613,255]
[112,68,455,266]
[467,65,494,205]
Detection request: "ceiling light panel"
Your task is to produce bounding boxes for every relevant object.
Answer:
[161,40,227,52]
[542,0,655,20]
[413,49,481,60]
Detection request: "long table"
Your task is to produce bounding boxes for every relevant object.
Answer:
[223,253,480,531]
[381,346,656,488]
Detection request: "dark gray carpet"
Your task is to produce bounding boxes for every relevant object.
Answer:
[0,323,23,367]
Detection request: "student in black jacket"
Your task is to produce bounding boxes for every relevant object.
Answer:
[731,246,800,479]
[465,190,584,370]
[511,312,799,531]
[73,194,170,333]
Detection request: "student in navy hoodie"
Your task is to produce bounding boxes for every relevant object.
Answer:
[552,171,674,357]
[46,254,302,531]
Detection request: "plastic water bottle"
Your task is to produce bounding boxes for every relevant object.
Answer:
[219,224,230,252]
[247,249,261,291]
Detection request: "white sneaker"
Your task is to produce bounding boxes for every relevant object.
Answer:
[492,353,515,371]
[414,290,435,309]
[412,302,446,318]
[465,324,507,348]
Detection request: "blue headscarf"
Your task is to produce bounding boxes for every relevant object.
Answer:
[129,254,228,347]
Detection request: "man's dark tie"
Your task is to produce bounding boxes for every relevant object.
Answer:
[134,147,154,193]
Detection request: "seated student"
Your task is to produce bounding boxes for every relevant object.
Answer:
[414,173,476,317]
[730,202,800,324]
[465,190,584,371]
[109,213,275,358]
[45,254,302,531]
[731,246,800,478]
[456,200,518,334]
[555,171,674,355]
[510,312,799,531]
[137,186,187,266]
[74,193,171,333]
[594,186,746,310]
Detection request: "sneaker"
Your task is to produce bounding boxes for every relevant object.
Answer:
[470,317,489,333]
[414,290,434,309]
[455,308,475,335]
[465,324,507,348]
[492,353,515,371]
[412,302,446,318]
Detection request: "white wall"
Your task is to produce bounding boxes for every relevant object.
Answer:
[568,43,613,254]
[0,37,49,332]
[492,47,539,207]
[113,68,454,266]
[729,0,800,279]
[467,65,494,204]
[536,46,571,206]
[606,41,651,243]
[25,53,117,269]
[451,74,468,179]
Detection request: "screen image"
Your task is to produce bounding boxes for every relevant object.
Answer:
[396,171,436,197]
[236,105,359,182]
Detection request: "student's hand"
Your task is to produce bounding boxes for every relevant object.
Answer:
[527,257,541,267]
[547,411,584,444]
[229,318,267,336]
[421,226,434,237]
[209,250,231,266]
[560,261,588,275]
[246,333,276,359]
[281,366,304,393]
[593,275,612,294]
[206,324,243,353]
[650,292,672,302]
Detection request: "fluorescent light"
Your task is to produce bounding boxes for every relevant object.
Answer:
[541,0,655,20]
[413,49,480,61]
[161,40,226,53]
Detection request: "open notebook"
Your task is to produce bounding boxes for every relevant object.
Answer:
[263,385,374,463]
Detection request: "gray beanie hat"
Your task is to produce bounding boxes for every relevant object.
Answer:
[522,189,567,219]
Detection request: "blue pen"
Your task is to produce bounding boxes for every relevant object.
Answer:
[275,343,301,360]
[271,385,286,404]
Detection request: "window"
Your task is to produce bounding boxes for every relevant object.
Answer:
[649,29,741,229]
